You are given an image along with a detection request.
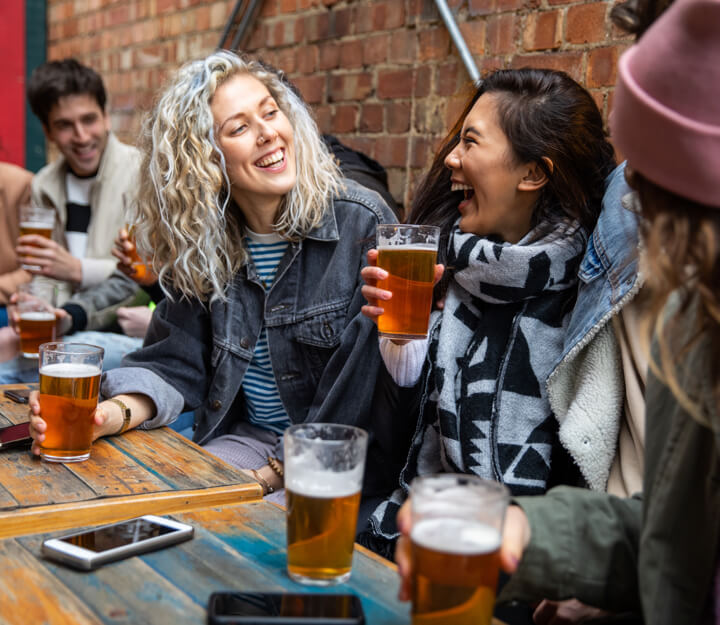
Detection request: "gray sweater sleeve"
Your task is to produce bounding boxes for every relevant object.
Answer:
[101,366,185,429]
[498,486,642,614]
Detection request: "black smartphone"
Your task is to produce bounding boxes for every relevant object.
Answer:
[3,389,31,404]
[41,515,194,570]
[207,592,365,625]
[0,422,32,450]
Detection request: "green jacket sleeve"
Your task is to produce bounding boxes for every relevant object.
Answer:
[498,486,643,614]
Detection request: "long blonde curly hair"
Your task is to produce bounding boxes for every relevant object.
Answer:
[132,51,342,302]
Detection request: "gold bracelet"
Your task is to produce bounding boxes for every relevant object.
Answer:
[267,456,284,478]
[250,469,273,495]
[106,398,131,436]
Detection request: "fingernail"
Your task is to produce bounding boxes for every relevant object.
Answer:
[378,270,388,279]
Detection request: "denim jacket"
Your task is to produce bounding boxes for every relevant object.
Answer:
[102,180,396,457]
[547,163,644,490]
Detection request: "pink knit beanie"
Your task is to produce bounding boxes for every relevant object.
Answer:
[611,0,720,208]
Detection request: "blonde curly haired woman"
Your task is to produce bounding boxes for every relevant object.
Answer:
[28,51,395,501]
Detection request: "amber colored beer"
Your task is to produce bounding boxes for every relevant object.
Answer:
[19,222,54,239]
[411,518,502,625]
[39,363,101,462]
[286,486,361,583]
[126,227,149,281]
[18,311,56,357]
[377,246,436,339]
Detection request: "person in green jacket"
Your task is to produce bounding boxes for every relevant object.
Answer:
[394,0,720,623]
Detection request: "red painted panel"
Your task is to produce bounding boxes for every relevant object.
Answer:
[0,1,26,166]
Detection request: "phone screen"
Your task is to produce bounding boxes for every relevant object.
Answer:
[212,593,362,620]
[60,518,177,552]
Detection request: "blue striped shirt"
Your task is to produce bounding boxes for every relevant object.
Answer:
[243,230,291,435]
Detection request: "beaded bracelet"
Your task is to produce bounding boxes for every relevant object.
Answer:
[267,456,284,478]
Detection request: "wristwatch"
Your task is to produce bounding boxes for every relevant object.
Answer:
[107,398,131,436]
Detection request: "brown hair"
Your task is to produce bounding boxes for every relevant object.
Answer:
[633,172,720,422]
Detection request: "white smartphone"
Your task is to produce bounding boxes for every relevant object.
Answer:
[41,515,194,570]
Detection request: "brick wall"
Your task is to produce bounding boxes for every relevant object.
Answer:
[47,0,632,209]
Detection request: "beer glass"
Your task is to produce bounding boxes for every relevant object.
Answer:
[126,225,149,282]
[17,282,57,358]
[284,423,368,586]
[376,224,440,340]
[38,342,104,463]
[19,205,55,270]
[410,474,509,625]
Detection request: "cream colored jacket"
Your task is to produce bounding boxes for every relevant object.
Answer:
[31,133,141,302]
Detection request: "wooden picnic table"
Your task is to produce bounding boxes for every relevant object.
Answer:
[0,383,262,539]
[0,500,507,624]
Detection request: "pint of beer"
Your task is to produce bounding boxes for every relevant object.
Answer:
[284,424,368,586]
[17,282,57,358]
[410,475,509,625]
[376,224,440,340]
[38,343,103,463]
[19,205,55,270]
[126,226,149,282]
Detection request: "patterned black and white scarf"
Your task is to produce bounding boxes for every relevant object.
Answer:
[368,221,586,540]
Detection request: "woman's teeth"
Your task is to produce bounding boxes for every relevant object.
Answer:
[451,182,473,193]
[256,149,284,167]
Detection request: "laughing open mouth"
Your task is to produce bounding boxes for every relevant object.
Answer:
[451,181,474,200]
[255,149,285,168]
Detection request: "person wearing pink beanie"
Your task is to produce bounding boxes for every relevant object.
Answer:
[394,0,720,623]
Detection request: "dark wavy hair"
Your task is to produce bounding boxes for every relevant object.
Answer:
[610,0,675,38]
[407,68,616,296]
[27,58,107,127]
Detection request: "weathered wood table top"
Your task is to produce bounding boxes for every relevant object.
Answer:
[0,384,262,539]
[0,501,412,624]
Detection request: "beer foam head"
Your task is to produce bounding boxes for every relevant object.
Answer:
[20,221,54,229]
[39,363,101,378]
[411,518,501,555]
[285,464,363,498]
[19,311,56,321]
[377,243,437,251]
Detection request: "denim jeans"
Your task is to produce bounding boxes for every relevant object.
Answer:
[0,331,143,384]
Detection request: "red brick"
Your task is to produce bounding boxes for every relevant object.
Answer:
[305,12,329,41]
[410,136,434,168]
[328,72,373,101]
[293,74,326,104]
[524,11,561,51]
[280,0,297,13]
[313,104,333,133]
[497,0,525,10]
[378,68,414,99]
[487,14,517,55]
[414,66,431,97]
[363,34,389,66]
[374,1,406,30]
[353,5,374,34]
[469,0,495,17]
[294,16,306,42]
[458,19,486,56]
[418,27,450,61]
[332,104,358,133]
[342,136,375,160]
[339,40,364,70]
[591,89,605,116]
[296,45,318,74]
[386,101,411,133]
[373,136,408,168]
[194,6,211,32]
[445,94,471,128]
[360,103,384,132]
[511,52,584,82]
[157,0,175,14]
[318,43,340,70]
[436,61,459,96]
[566,3,608,44]
[389,30,417,65]
[587,46,618,87]
[329,7,353,37]
[261,0,280,17]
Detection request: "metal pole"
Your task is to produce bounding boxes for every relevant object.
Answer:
[217,0,247,50]
[434,0,481,85]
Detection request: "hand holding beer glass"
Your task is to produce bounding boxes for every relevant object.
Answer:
[113,227,156,286]
[408,475,509,625]
[37,343,103,463]
[16,282,57,358]
[284,424,368,586]
[18,205,55,270]
[362,225,441,340]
